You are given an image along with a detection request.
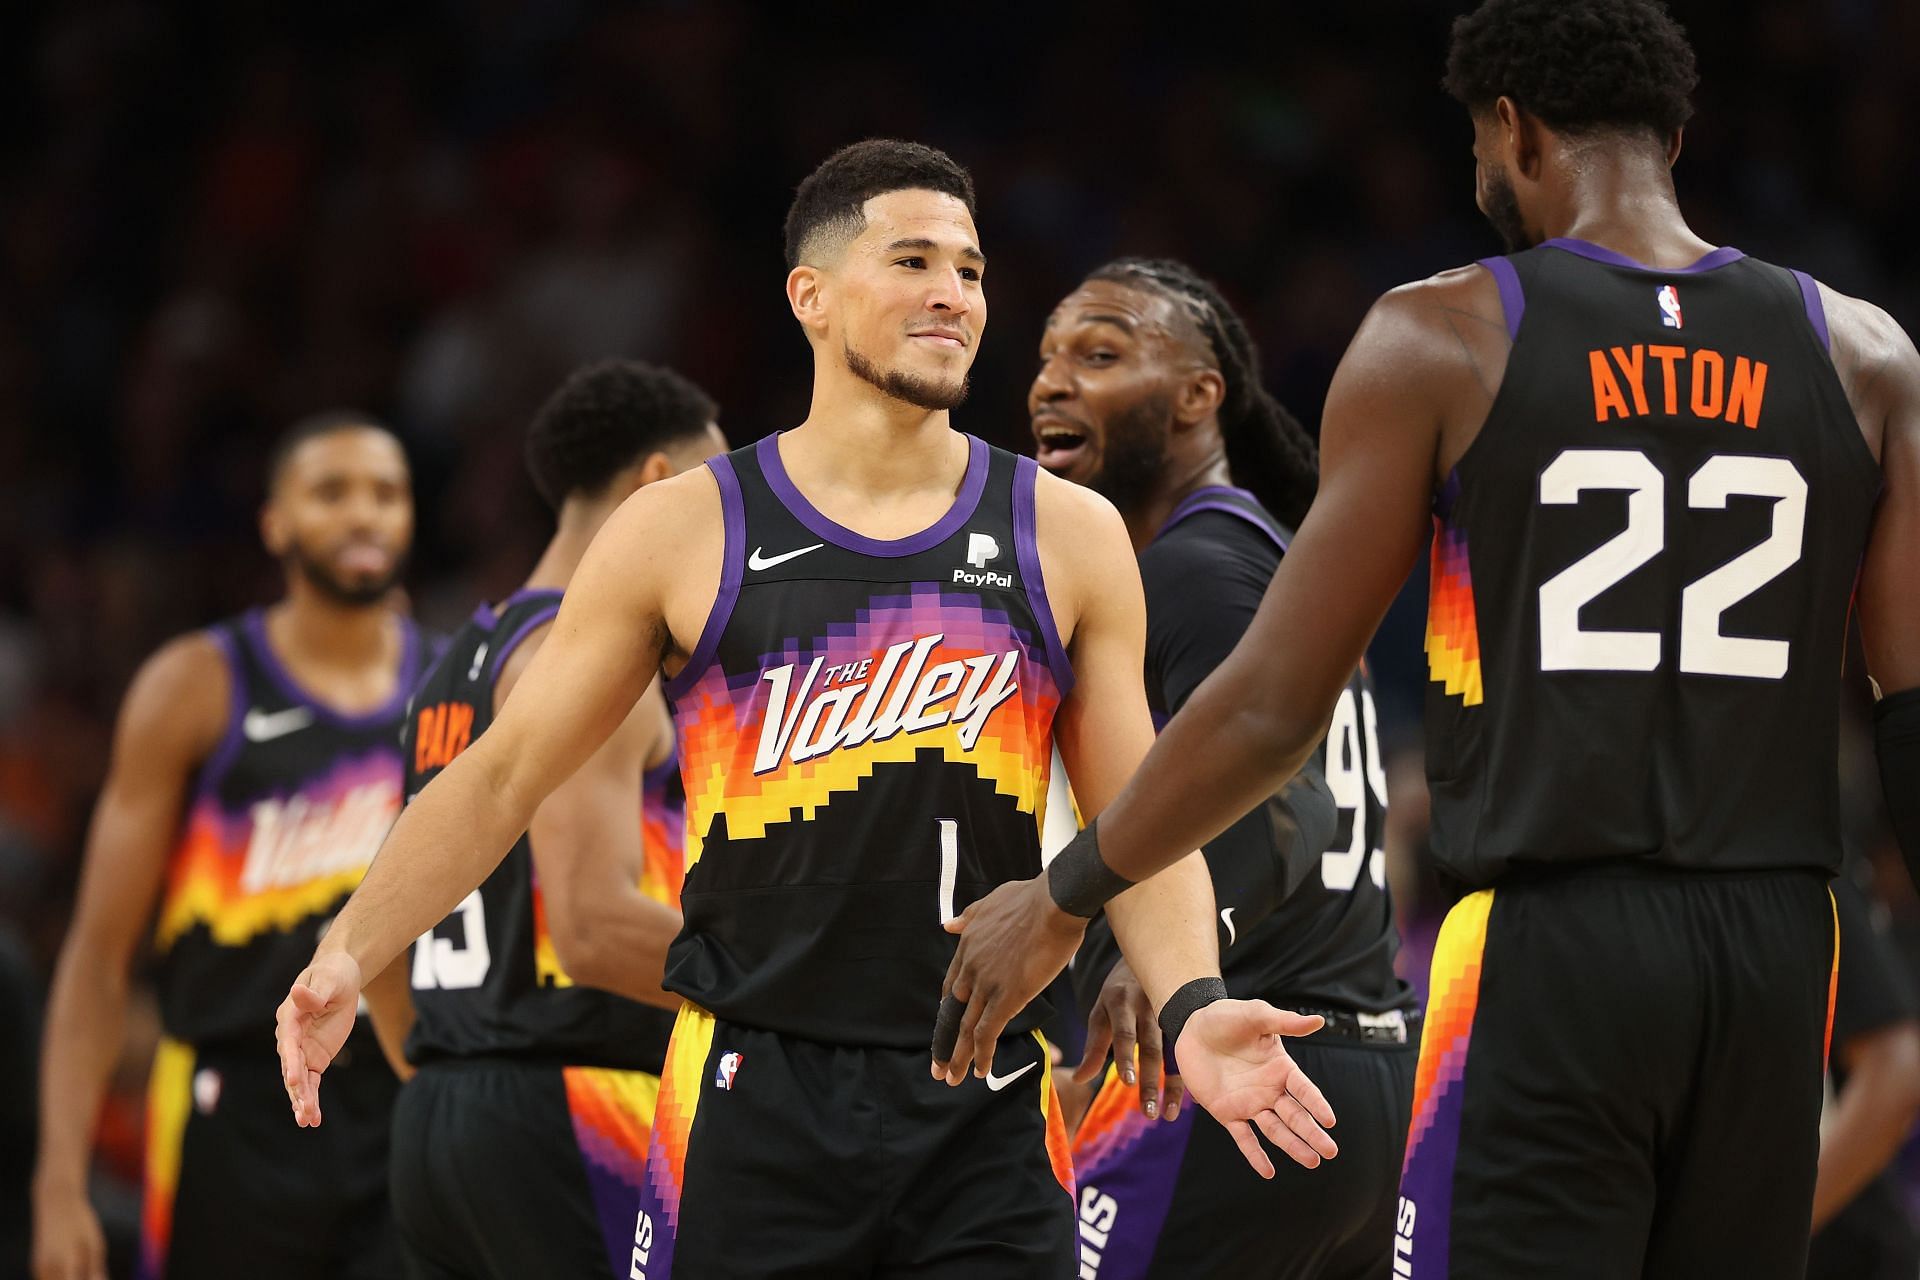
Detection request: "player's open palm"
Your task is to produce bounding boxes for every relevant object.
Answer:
[275,950,364,1128]
[1174,999,1338,1178]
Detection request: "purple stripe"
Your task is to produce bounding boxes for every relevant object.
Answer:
[1478,256,1525,341]
[242,610,422,729]
[195,627,249,798]
[757,431,989,557]
[471,587,563,632]
[1013,454,1075,697]
[1433,468,1464,521]
[1074,1103,1196,1277]
[665,454,746,699]
[1542,237,1745,274]
[1157,485,1288,552]
[1790,269,1831,354]
[643,746,679,790]
[487,603,562,683]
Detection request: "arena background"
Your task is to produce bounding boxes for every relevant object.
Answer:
[1,1,1916,1274]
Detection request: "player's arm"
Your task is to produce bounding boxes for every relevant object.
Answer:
[278,469,718,1125]
[33,635,228,1280]
[361,953,416,1081]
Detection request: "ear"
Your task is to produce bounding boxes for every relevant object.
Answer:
[636,450,674,489]
[1665,126,1684,168]
[788,264,829,340]
[1173,368,1226,432]
[260,501,288,557]
[1496,96,1545,182]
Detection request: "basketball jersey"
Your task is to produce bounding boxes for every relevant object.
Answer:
[403,589,677,1072]
[153,609,423,1046]
[665,432,1071,1047]
[1426,240,1879,885]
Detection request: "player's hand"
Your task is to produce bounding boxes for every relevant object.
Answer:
[275,949,364,1128]
[30,1181,108,1280]
[1174,999,1337,1178]
[1072,957,1185,1122]
[932,874,1086,1084]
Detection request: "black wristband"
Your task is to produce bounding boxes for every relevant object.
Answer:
[1875,687,1920,892]
[1047,819,1134,918]
[1157,975,1229,1060]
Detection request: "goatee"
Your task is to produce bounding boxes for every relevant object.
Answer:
[845,344,969,412]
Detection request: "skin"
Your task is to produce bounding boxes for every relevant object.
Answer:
[276,185,1336,1177]
[32,427,414,1280]
[361,424,729,1077]
[946,94,1920,1157]
[1810,1020,1920,1231]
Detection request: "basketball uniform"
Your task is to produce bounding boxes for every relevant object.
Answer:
[1402,239,1876,1277]
[389,589,681,1280]
[142,609,422,1280]
[1071,487,1418,1280]
[632,432,1077,1278]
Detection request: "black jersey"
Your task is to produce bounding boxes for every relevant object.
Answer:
[1426,240,1879,885]
[403,589,677,1071]
[664,432,1071,1047]
[154,609,423,1047]
[1074,488,1413,1018]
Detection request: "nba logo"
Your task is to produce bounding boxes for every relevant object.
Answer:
[966,532,1000,569]
[1657,283,1683,329]
[715,1051,742,1090]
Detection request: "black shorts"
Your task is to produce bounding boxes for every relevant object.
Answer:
[390,1058,657,1279]
[138,1030,401,1280]
[632,1003,1077,1278]
[1398,868,1836,1279]
[1071,1027,1417,1279]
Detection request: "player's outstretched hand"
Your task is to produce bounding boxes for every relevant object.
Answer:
[1073,956,1185,1122]
[1175,999,1338,1178]
[932,874,1086,1085]
[275,950,364,1128]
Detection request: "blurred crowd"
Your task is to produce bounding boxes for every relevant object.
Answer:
[2,0,1919,1268]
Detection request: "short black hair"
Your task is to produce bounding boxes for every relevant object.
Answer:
[266,410,394,493]
[1444,0,1697,139]
[782,139,976,269]
[524,359,718,509]
[1086,258,1320,531]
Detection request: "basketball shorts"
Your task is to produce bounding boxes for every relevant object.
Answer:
[138,1027,402,1280]
[632,1003,1077,1278]
[1398,867,1836,1278]
[1071,1020,1417,1279]
[389,1057,657,1279]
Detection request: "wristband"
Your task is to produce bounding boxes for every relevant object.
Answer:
[1157,975,1229,1061]
[1047,819,1135,918]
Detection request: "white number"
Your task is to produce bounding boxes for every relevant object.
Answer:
[1539,450,1665,672]
[1322,687,1388,891]
[1680,456,1807,679]
[411,889,491,990]
[1537,449,1808,680]
[936,818,958,923]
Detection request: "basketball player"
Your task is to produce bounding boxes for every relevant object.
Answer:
[371,360,726,1279]
[33,416,420,1280]
[942,1,1920,1273]
[1035,258,1419,1279]
[276,140,1337,1278]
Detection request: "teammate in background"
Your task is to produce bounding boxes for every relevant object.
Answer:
[946,0,1920,1273]
[33,415,420,1280]
[1035,257,1420,1279]
[365,360,725,1279]
[1808,870,1920,1280]
[277,140,1336,1278]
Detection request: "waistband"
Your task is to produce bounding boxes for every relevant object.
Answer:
[1286,1004,1423,1048]
[414,1052,663,1078]
[1486,861,1832,889]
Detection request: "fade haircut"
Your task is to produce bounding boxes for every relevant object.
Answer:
[266,410,396,495]
[524,359,718,510]
[782,139,977,269]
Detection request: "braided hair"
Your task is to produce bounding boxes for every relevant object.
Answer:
[1085,258,1319,529]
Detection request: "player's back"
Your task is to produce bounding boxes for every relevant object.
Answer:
[1427,239,1878,885]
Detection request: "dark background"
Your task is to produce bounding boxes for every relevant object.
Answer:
[0,0,1917,1272]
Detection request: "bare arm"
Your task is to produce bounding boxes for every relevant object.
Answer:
[1851,294,1920,695]
[1812,1021,1920,1230]
[361,956,416,1081]
[34,636,227,1280]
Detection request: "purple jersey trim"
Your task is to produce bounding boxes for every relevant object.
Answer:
[195,626,250,799]
[643,745,679,790]
[1012,454,1075,697]
[471,586,565,631]
[1790,269,1831,354]
[665,453,746,700]
[1478,256,1525,342]
[1542,237,1745,274]
[756,431,989,558]
[487,598,564,684]
[1157,485,1289,553]
[242,609,422,729]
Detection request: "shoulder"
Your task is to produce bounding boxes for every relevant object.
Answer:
[1813,279,1920,450]
[1030,463,1127,546]
[116,628,232,758]
[606,461,724,549]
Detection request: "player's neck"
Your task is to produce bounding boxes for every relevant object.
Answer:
[266,591,399,687]
[1126,449,1233,553]
[523,495,622,593]
[789,372,964,503]
[1538,149,1714,267]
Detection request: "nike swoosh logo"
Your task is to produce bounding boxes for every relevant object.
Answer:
[1220,907,1237,947]
[748,543,824,571]
[467,641,490,682]
[243,706,316,742]
[985,1061,1037,1092]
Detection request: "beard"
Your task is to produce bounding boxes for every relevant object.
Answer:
[1088,391,1175,514]
[285,542,404,607]
[1480,165,1533,253]
[845,343,970,411]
